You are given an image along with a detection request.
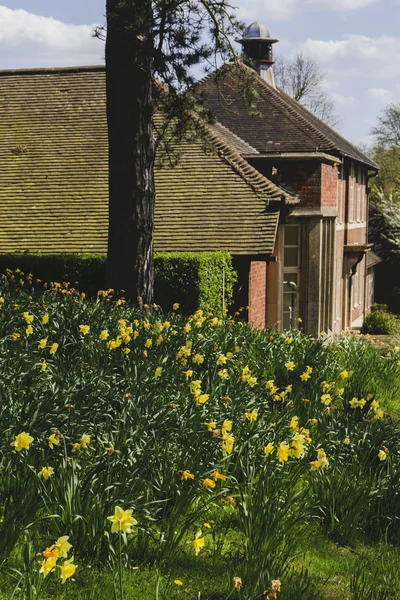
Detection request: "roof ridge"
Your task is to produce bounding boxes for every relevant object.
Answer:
[0,65,105,77]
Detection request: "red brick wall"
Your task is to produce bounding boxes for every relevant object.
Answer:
[321,163,338,207]
[248,260,266,329]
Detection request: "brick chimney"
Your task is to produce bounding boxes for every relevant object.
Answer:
[238,21,278,87]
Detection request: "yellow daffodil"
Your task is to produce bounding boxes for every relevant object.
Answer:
[55,536,72,558]
[202,478,216,489]
[145,338,152,348]
[217,354,227,365]
[26,325,34,335]
[191,531,205,556]
[48,432,60,449]
[264,442,274,456]
[154,367,163,378]
[218,369,229,379]
[49,343,59,355]
[277,441,290,463]
[107,506,138,533]
[41,361,48,371]
[233,577,243,589]
[59,557,77,583]
[174,580,183,585]
[42,314,49,324]
[192,354,205,365]
[40,557,57,578]
[80,434,91,449]
[99,330,109,340]
[244,408,258,422]
[38,338,47,349]
[211,469,227,481]
[23,311,34,323]
[39,466,54,480]
[181,470,195,480]
[79,324,90,335]
[285,361,295,371]
[195,394,209,405]
[184,370,193,379]
[340,370,349,379]
[11,432,34,451]
[378,448,387,461]
[289,416,299,432]
[344,437,351,445]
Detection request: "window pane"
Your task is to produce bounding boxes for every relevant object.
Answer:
[282,311,291,329]
[284,226,299,246]
[283,273,298,287]
[284,247,299,267]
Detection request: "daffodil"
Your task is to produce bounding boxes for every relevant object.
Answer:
[79,324,90,335]
[99,330,109,340]
[59,557,77,583]
[211,469,227,481]
[154,367,163,378]
[39,466,55,479]
[80,434,91,449]
[49,343,59,355]
[181,470,195,480]
[40,557,57,578]
[285,361,295,371]
[277,441,290,463]
[191,531,205,556]
[11,432,34,451]
[202,478,216,489]
[264,442,274,456]
[48,432,60,449]
[55,536,72,558]
[107,506,137,533]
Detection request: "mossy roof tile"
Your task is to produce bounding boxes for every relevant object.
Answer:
[0,65,289,255]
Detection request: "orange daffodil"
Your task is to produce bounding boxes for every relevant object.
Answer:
[39,536,76,584]
[107,506,138,534]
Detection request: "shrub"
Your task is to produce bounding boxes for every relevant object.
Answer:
[0,252,237,314]
[361,309,396,334]
[371,303,389,313]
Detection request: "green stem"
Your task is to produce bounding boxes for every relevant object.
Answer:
[119,533,124,600]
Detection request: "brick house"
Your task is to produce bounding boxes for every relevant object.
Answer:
[0,21,378,336]
[197,21,379,335]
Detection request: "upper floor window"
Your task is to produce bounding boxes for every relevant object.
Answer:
[349,164,355,223]
[356,167,362,222]
[337,164,344,223]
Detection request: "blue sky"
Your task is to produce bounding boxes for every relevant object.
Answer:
[1,0,400,145]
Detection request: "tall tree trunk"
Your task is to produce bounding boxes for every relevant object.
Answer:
[105,0,155,304]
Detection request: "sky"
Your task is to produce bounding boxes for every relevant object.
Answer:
[1,0,400,145]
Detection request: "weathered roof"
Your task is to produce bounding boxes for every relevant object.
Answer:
[197,62,378,170]
[0,65,290,256]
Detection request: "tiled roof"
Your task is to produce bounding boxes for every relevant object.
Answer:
[0,66,290,256]
[197,62,378,170]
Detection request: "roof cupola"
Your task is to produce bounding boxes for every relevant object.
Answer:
[238,21,278,87]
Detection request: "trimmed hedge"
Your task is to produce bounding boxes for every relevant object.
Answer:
[0,251,237,314]
[155,251,237,314]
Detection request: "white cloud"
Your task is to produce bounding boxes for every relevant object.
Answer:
[237,0,378,20]
[332,92,356,105]
[300,34,400,78]
[0,5,104,68]
[368,87,393,102]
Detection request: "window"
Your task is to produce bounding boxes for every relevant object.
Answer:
[337,165,344,223]
[282,225,301,329]
[336,264,341,323]
[361,171,366,222]
[356,167,362,222]
[349,164,355,223]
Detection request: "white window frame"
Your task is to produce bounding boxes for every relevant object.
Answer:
[349,164,355,223]
[282,225,301,329]
[356,167,362,222]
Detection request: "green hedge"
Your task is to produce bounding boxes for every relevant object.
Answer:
[0,251,237,314]
[155,251,237,314]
